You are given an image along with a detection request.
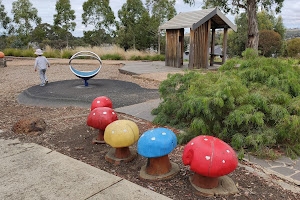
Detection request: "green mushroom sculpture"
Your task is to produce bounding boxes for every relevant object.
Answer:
[137,128,180,180]
[104,120,139,165]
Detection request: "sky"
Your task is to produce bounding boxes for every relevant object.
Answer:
[1,0,300,37]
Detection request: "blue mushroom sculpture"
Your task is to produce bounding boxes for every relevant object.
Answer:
[137,128,180,180]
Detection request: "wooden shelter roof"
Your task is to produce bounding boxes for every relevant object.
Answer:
[159,7,237,32]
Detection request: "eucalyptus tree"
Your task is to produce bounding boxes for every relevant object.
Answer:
[53,0,76,48]
[82,0,115,46]
[184,0,284,52]
[11,0,41,47]
[146,0,177,53]
[117,0,147,50]
[0,0,11,34]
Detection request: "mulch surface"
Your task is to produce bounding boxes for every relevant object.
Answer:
[1,112,299,200]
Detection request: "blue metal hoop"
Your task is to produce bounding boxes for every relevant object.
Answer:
[69,51,102,86]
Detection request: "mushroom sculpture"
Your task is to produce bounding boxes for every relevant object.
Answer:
[0,52,4,58]
[182,135,238,196]
[137,128,180,180]
[87,107,117,144]
[104,120,139,165]
[91,96,113,111]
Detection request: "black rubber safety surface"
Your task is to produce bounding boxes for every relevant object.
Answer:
[18,79,160,108]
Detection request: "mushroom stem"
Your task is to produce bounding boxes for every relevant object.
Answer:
[191,173,219,189]
[146,155,172,175]
[114,147,131,159]
[96,129,104,141]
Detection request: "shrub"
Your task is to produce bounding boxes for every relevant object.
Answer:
[101,54,124,60]
[21,49,35,57]
[61,49,74,59]
[287,38,300,57]
[153,49,300,159]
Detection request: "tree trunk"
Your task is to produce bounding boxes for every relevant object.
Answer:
[247,0,259,51]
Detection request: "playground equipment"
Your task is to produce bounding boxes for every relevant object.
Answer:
[69,51,102,86]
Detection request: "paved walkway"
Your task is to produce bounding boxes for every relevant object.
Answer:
[0,138,171,200]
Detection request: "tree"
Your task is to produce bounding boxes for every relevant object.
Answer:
[227,11,285,57]
[11,0,41,47]
[184,0,284,52]
[82,0,115,46]
[146,0,177,53]
[83,30,113,47]
[146,0,176,24]
[259,30,281,56]
[0,0,11,34]
[82,0,115,31]
[53,0,76,48]
[117,0,147,50]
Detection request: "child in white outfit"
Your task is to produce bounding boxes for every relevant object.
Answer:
[34,49,50,86]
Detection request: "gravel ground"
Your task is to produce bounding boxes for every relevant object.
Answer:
[0,58,299,200]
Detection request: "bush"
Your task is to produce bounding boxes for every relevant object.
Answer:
[287,38,300,57]
[101,54,124,60]
[153,49,300,159]
[61,49,74,59]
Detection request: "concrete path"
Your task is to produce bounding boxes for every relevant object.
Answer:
[0,138,171,200]
[244,155,300,186]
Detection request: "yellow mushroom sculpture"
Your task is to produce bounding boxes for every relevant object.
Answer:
[104,120,139,165]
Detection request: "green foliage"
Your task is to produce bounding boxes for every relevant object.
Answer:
[101,54,124,60]
[61,49,73,59]
[287,38,300,57]
[129,54,165,61]
[43,50,60,58]
[11,0,41,46]
[153,49,300,159]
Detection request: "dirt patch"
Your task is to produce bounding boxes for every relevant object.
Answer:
[0,58,299,200]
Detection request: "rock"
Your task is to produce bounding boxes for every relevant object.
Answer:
[12,118,46,135]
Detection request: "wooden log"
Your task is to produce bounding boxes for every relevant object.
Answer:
[210,28,216,66]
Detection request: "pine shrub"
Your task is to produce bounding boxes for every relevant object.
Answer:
[153,49,300,159]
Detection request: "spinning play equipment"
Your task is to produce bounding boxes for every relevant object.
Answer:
[69,51,102,86]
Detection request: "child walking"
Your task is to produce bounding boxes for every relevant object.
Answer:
[34,49,50,86]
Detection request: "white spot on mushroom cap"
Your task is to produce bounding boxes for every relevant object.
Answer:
[162,132,166,135]
[222,160,225,163]
[191,142,194,146]
[103,112,107,114]
[226,150,230,153]
[150,130,153,132]
[112,131,115,134]
[204,138,208,141]
[205,156,210,160]
[112,112,115,115]
[124,129,127,132]
[151,137,156,141]
[93,113,96,115]
[97,101,100,103]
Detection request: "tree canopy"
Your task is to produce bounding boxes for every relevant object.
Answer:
[0,0,11,32]
[11,0,41,46]
[82,0,115,31]
[54,0,76,33]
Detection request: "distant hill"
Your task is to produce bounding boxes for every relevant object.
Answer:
[285,29,300,39]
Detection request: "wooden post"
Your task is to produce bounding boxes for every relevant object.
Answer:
[158,30,161,55]
[206,20,211,68]
[176,29,181,68]
[165,30,168,66]
[188,29,194,69]
[222,28,228,64]
[210,28,216,66]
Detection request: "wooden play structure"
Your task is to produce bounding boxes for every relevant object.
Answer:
[159,8,237,69]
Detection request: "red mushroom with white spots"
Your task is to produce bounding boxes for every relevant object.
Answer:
[90,96,113,111]
[182,135,238,191]
[87,107,117,144]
